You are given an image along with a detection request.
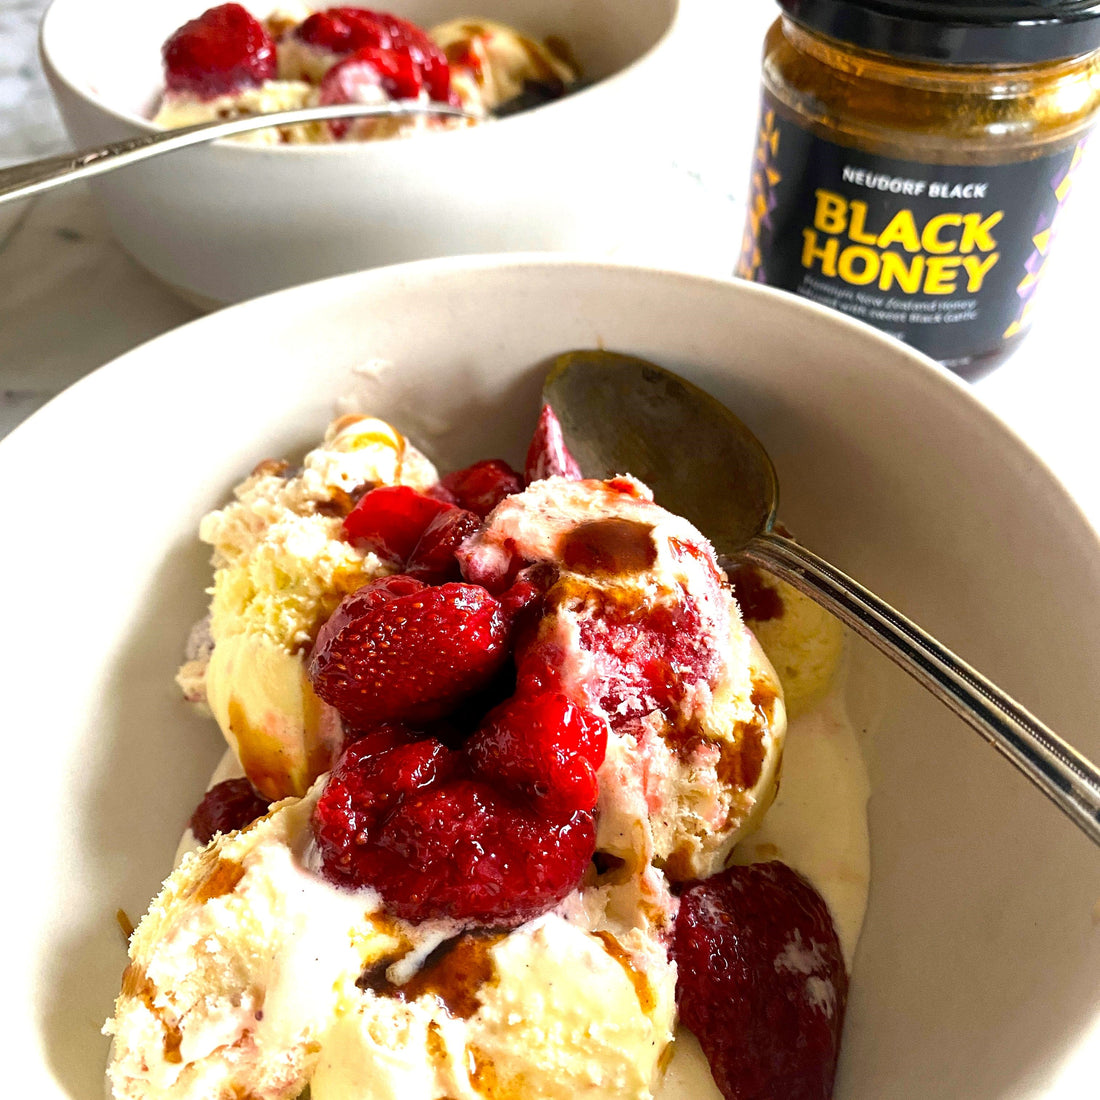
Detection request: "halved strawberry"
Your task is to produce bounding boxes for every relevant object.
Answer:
[466,688,607,813]
[438,459,525,518]
[163,3,276,99]
[308,575,513,725]
[295,6,451,102]
[525,403,582,482]
[313,751,596,924]
[674,861,849,1100]
[189,777,270,844]
[319,45,424,133]
[342,485,454,564]
[405,507,482,584]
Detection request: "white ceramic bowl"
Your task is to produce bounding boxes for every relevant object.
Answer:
[3,258,1098,1098]
[39,0,684,307]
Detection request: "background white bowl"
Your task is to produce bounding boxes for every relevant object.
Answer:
[3,257,1098,1098]
[39,0,683,307]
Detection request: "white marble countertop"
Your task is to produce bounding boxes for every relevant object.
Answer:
[2,0,1099,531]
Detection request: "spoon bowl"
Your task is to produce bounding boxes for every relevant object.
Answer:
[544,350,777,554]
[544,349,1100,846]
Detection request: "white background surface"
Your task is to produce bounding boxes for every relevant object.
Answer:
[1,0,1098,531]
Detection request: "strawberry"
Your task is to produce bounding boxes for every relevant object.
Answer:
[342,485,454,564]
[405,506,482,584]
[438,459,525,518]
[466,689,607,813]
[525,403,582,482]
[295,7,452,102]
[310,566,599,923]
[308,575,513,725]
[371,778,595,923]
[313,738,596,924]
[319,46,424,129]
[189,777,270,844]
[673,861,849,1100]
[296,6,403,52]
[162,3,276,99]
[340,720,419,756]
[314,733,457,849]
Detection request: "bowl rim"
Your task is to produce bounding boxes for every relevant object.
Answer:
[6,253,1100,1100]
[38,0,685,156]
[9,249,1096,554]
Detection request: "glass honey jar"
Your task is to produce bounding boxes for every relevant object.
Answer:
[737,1,1100,378]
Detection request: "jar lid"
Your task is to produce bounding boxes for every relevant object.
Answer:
[777,1,1100,63]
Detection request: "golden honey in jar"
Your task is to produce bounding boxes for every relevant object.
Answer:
[737,0,1100,378]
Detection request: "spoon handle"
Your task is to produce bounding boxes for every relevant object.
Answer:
[743,528,1100,846]
[0,100,478,207]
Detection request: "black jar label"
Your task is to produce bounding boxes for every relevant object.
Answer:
[737,94,1088,365]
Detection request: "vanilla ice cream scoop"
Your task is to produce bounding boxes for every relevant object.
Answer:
[311,915,674,1100]
[458,475,786,880]
[188,415,438,799]
[104,785,391,1099]
[107,781,676,1100]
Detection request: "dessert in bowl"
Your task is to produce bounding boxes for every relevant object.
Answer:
[107,400,861,1098]
[4,258,1099,1098]
[39,0,682,306]
[150,4,580,145]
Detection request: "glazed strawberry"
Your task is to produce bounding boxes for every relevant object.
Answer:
[374,779,595,923]
[525,403,582,482]
[189,777,270,844]
[319,45,424,118]
[438,459,525,518]
[313,733,457,860]
[296,6,406,52]
[309,575,513,724]
[342,485,453,563]
[313,738,596,923]
[405,506,482,583]
[340,720,419,755]
[466,689,606,813]
[295,7,452,101]
[162,3,276,99]
[674,862,849,1100]
[496,574,544,622]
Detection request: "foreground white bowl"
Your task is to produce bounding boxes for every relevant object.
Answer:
[40,0,683,307]
[3,258,1098,1098]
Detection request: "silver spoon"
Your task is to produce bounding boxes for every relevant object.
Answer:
[543,349,1100,847]
[0,100,480,206]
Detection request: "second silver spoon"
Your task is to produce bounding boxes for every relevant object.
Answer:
[0,100,480,207]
